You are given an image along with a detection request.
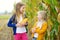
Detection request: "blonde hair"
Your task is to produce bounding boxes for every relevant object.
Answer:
[15,2,25,22]
[37,10,46,19]
[15,2,25,16]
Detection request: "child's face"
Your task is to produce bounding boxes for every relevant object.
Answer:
[37,13,43,20]
[20,6,25,13]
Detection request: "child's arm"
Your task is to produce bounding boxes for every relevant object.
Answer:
[35,22,47,34]
[7,16,16,27]
[30,23,37,33]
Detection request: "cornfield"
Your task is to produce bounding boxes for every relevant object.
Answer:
[22,0,60,40]
[0,0,60,40]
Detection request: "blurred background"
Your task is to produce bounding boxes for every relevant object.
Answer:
[0,0,60,40]
[0,0,22,40]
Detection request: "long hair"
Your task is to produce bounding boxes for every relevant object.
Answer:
[14,2,25,22]
[15,2,25,17]
[37,10,46,20]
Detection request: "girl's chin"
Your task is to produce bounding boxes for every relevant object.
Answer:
[20,11,24,13]
[38,19,42,21]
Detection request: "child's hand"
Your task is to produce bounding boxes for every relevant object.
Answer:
[31,28,36,33]
[31,27,38,33]
[18,22,26,27]
[21,22,26,26]
[16,23,20,27]
[16,23,22,27]
[21,18,28,26]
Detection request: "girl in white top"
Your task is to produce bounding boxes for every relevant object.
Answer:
[15,2,28,40]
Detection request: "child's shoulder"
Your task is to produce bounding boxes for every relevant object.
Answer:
[43,20,47,24]
[9,14,16,21]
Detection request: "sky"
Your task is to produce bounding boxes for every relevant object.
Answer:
[0,0,22,13]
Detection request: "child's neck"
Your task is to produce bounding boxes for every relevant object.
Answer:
[20,14,23,17]
[38,19,43,22]
[20,13,23,15]
[20,11,24,14]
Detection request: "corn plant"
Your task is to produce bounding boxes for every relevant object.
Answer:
[22,0,60,40]
[22,0,41,40]
[42,0,60,40]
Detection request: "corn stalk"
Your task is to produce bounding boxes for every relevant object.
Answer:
[43,0,60,40]
[22,0,41,40]
[22,0,60,40]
